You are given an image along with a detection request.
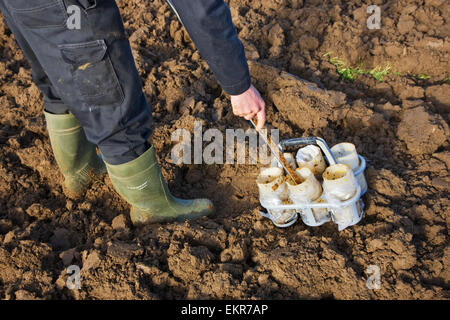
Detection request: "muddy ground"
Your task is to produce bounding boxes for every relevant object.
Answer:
[0,0,449,299]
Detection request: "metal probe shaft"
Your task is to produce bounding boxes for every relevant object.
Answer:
[249,119,301,185]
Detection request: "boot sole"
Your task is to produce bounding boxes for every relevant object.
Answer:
[130,207,215,225]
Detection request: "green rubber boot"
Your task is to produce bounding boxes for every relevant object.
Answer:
[44,111,106,198]
[105,146,214,225]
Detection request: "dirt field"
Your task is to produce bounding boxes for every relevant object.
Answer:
[0,0,449,299]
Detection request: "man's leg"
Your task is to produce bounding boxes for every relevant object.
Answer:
[1,0,213,223]
[0,0,106,198]
[0,0,153,164]
[0,1,69,114]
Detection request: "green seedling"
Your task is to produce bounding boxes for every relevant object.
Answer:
[445,77,450,84]
[324,52,393,82]
[413,73,431,80]
[325,53,391,82]
[329,57,364,81]
[369,66,391,82]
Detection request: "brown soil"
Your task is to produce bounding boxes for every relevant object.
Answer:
[0,0,449,299]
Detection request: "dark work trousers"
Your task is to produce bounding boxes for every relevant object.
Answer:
[0,0,152,165]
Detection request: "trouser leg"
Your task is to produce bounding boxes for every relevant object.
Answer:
[0,0,153,165]
[0,1,69,114]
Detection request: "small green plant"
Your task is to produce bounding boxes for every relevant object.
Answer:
[328,57,364,82]
[324,53,391,82]
[445,77,450,84]
[413,73,431,80]
[369,66,391,81]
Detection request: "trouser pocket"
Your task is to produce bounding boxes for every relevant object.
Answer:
[5,0,68,29]
[58,39,125,107]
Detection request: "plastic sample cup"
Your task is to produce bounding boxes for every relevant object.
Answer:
[257,167,297,226]
[331,199,363,231]
[323,164,360,230]
[311,197,331,225]
[296,145,326,176]
[299,197,331,227]
[257,167,288,206]
[330,143,359,170]
[266,208,298,228]
[270,152,296,170]
[286,167,330,226]
[286,167,322,204]
[331,143,367,194]
[322,164,358,201]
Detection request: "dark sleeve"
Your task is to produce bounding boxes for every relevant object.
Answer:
[167,0,251,95]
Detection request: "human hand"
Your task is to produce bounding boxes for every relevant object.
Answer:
[230,84,266,129]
